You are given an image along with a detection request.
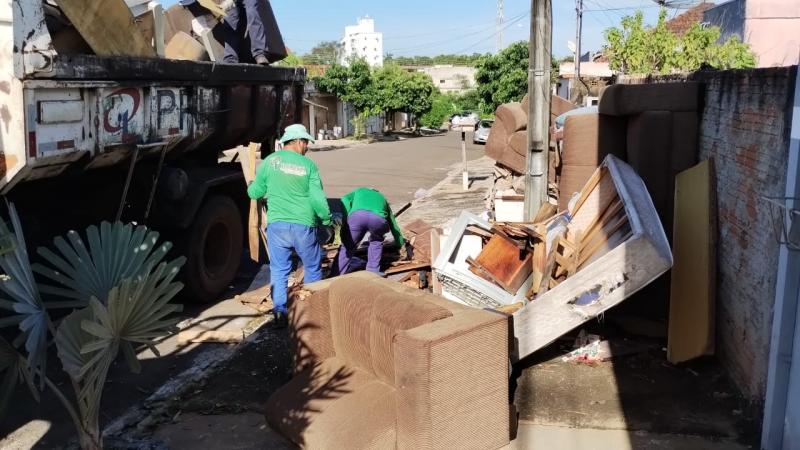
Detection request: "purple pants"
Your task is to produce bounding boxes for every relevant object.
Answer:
[338,210,389,274]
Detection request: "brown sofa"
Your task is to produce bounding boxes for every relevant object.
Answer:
[265,272,511,449]
[558,82,701,236]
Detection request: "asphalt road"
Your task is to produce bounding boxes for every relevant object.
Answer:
[309,131,487,207]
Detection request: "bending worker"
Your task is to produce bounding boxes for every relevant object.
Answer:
[247,124,331,326]
[337,187,407,276]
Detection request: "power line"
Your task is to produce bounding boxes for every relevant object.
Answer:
[450,12,530,55]
[386,10,528,54]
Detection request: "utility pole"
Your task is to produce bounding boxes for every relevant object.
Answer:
[574,0,583,101]
[497,0,504,53]
[524,0,552,219]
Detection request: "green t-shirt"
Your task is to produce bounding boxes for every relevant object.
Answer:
[247,150,332,227]
[341,187,405,247]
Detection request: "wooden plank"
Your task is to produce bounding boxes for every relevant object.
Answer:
[568,169,618,241]
[570,166,606,215]
[165,31,208,61]
[668,160,716,364]
[473,234,533,293]
[240,144,268,262]
[466,256,510,289]
[385,261,431,275]
[56,0,156,57]
[430,229,443,295]
[578,216,629,267]
[533,202,557,223]
[465,224,495,240]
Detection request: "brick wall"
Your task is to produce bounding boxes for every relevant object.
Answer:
[696,67,796,402]
[619,67,797,402]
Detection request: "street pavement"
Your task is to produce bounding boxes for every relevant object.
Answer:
[309,131,487,207]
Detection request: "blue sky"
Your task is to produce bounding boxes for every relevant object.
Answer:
[162,0,707,58]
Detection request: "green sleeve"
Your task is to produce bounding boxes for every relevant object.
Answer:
[340,190,354,215]
[309,164,332,226]
[247,161,268,199]
[386,205,405,248]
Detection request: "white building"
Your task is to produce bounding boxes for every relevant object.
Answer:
[338,17,383,67]
[416,65,477,95]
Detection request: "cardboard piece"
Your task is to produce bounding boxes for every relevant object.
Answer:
[668,160,716,364]
[165,31,209,61]
[55,0,156,57]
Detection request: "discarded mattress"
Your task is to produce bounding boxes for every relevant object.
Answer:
[512,155,673,361]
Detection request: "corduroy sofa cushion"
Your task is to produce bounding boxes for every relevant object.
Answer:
[265,357,396,449]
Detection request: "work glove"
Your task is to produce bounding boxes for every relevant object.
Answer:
[317,224,335,246]
[399,241,414,261]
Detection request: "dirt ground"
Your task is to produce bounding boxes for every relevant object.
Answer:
[148,326,294,449]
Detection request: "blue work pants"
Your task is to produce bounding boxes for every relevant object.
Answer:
[267,222,322,314]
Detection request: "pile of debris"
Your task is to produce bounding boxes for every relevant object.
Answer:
[483,94,577,218]
[43,0,287,62]
[432,155,674,361]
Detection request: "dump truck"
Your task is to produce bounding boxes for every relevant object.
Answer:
[0,0,305,302]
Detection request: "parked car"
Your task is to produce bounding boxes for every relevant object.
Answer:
[473,119,494,144]
[450,111,479,129]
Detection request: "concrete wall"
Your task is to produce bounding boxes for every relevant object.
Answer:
[744,0,800,68]
[695,67,796,401]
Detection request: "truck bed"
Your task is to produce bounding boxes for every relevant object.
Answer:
[39,54,304,84]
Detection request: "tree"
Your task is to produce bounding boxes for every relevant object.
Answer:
[604,9,756,74]
[303,41,339,65]
[474,41,529,113]
[373,65,436,120]
[384,53,489,67]
[276,52,303,67]
[419,92,458,129]
[315,59,379,137]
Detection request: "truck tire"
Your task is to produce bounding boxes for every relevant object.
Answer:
[182,195,243,303]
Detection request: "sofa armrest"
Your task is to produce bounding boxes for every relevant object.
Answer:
[394,310,510,450]
[288,278,336,374]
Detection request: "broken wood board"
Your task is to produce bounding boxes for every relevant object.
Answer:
[430,229,443,295]
[512,156,673,362]
[56,0,156,57]
[385,261,431,275]
[668,160,716,364]
[239,144,268,262]
[471,234,533,293]
[165,31,208,61]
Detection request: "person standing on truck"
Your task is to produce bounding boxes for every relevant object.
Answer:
[220,0,272,65]
[335,187,408,276]
[247,124,332,327]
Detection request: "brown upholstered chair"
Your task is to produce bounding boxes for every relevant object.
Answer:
[265,272,511,449]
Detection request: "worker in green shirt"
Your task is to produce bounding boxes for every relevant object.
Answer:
[247,124,332,326]
[336,187,407,275]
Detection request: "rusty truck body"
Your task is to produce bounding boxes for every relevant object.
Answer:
[0,0,305,301]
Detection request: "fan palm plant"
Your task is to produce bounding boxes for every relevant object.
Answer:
[0,202,185,450]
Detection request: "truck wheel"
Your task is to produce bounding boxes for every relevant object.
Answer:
[182,195,243,303]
